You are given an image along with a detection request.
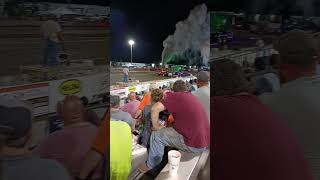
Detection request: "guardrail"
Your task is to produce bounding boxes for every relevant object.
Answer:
[210,45,275,65]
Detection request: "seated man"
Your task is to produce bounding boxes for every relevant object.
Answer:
[138,80,210,173]
[34,96,100,179]
[110,95,135,130]
[193,71,210,121]
[212,59,312,180]
[0,97,70,180]
[140,88,164,148]
[121,92,140,118]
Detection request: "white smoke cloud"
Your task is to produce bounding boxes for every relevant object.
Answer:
[161,3,210,66]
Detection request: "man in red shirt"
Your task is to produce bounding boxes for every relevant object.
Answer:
[139,80,210,172]
[212,59,312,180]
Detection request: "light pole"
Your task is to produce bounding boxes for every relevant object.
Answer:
[128,39,135,63]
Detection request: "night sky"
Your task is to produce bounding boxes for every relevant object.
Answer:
[26,0,109,6]
[111,0,210,63]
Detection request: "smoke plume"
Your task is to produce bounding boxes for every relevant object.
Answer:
[161,4,210,66]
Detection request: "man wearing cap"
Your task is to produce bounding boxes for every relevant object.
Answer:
[110,95,135,130]
[193,71,210,121]
[259,30,320,179]
[0,97,70,180]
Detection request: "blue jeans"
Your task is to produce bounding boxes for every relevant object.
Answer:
[146,127,207,169]
[123,74,128,83]
[43,39,60,67]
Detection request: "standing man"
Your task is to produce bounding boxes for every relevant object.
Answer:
[41,18,64,67]
[123,67,130,83]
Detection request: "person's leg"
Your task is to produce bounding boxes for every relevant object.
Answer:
[146,127,192,169]
[124,74,128,83]
[46,40,55,67]
[141,120,152,149]
[42,40,50,66]
[51,41,60,66]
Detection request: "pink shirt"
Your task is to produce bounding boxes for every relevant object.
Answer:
[33,123,100,179]
[121,100,140,118]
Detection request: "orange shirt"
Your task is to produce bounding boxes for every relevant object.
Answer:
[91,110,110,155]
[138,92,152,111]
[167,114,174,126]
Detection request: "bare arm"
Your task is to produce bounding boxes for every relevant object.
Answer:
[151,102,165,131]
[78,150,103,179]
[134,109,142,119]
[57,31,64,42]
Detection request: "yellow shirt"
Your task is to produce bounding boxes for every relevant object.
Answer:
[110,120,132,180]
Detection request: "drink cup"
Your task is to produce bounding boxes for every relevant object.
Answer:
[168,150,181,176]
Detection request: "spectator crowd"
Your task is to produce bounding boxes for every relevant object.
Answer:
[0,69,210,180]
[3,29,320,180]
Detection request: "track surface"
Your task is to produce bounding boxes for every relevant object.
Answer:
[0,22,109,76]
[110,71,170,85]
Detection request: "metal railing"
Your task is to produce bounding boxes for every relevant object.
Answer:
[209,45,275,65]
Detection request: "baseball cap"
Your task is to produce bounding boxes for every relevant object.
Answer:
[110,95,120,107]
[276,30,319,64]
[0,97,33,139]
[196,71,210,82]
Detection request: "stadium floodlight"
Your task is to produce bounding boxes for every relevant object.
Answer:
[128,39,135,63]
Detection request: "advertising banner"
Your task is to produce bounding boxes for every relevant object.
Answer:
[0,82,49,116]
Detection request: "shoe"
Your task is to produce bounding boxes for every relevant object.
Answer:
[138,162,151,173]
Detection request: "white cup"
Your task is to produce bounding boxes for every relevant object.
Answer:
[168,150,181,176]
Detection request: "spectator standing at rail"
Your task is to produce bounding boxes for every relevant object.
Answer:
[121,92,140,118]
[0,97,70,180]
[259,30,320,179]
[138,80,209,173]
[41,18,64,67]
[212,59,312,180]
[34,96,101,179]
[110,95,135,130]
[193,71,210,121]
[123,67,130,83]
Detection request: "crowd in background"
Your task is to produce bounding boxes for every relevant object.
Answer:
[212,30,320,180]
[109,71,210,177]
[0,70,210,180]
